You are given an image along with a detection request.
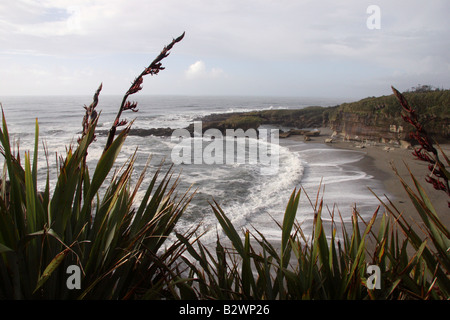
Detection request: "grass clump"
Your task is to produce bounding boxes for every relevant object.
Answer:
[178,181,449,300]
[0,33,192,300]
[0,107,194,299]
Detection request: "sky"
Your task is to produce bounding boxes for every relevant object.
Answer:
[0,0,449,101]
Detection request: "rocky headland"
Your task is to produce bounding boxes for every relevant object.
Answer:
[97,89,450,148]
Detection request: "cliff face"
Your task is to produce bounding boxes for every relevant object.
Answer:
[327,111,449,143]
[325,90,450,143]
[218,90,450,144]
[328,111,405,141]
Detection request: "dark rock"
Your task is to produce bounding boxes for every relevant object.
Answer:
[129,127,174,137]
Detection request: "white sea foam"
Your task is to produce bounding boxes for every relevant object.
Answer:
[196,142,305,244]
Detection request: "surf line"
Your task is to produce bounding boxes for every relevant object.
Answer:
[170,121,280,175]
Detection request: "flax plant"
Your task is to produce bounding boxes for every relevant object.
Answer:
[176,188,378,299]
[177,181,448,300]
[173,90,449,300]
[0,34,191,299]
[104,32,185,152]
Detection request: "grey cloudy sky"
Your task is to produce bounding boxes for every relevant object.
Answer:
[0,0,449,100]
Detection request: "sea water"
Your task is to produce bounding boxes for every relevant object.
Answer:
[0,95,385,244]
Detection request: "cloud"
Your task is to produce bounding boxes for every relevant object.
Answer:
[185,60,224,80]
[0,0,449,97]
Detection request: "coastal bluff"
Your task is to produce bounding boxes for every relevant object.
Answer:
[98,89,449,145]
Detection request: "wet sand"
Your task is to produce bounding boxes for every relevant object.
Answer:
[285,128,450,234]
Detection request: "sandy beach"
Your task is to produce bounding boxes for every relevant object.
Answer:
[285,128,450,235]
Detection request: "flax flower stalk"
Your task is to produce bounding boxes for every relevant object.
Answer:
[392,86,450,206]
[104,32,185,152]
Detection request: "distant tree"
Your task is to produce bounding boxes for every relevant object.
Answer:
[408,84,443,93]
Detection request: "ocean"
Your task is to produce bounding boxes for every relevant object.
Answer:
[0,95,385,244]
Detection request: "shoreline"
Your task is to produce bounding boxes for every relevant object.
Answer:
[283,127,450,233]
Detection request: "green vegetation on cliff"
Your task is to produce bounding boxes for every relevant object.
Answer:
[327,89,450,119]
[224,115,263,130]
[249,106,325,128]
[200,88,449,142]
[325,89,450,141]
[199,106,326,133]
